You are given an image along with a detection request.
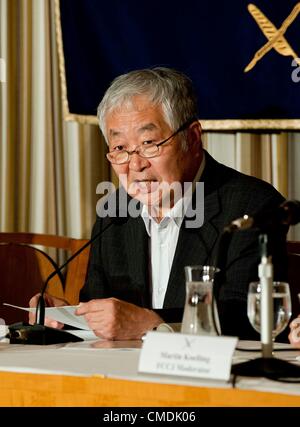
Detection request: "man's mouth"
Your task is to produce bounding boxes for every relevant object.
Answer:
[133,180,159,194]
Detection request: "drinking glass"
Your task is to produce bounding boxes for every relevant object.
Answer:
[181,265,220,335]
[247,281,292,341]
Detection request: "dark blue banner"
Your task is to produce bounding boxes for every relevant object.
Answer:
[57,0,300,130]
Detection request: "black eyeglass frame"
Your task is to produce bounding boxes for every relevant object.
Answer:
[106,116,198,165]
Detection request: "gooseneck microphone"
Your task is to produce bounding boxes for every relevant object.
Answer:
[224,200,300,233]
[212,200,300,335]
[215,199,300,381]
[8,216,126,345]
[35,220,113,327]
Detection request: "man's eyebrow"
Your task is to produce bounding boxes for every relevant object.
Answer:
[109,123,158,138]
[138,123,158,133]
[109,129,121,138]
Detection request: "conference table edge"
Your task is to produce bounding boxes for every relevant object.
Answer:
[0,371,299,407]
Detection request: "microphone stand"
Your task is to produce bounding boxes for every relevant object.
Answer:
[231,234,300,381]
[8,219,116,345]
[35,236,97,326]
[259,234,273,358]
[212,228,234,336]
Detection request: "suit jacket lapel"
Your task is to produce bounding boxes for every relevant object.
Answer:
[164,190,220,308]
[125,215,150,307]
[164,151,223,308]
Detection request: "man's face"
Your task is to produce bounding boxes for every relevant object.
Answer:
[105,96,202,211]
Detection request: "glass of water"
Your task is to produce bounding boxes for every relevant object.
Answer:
[181,265,220,335]
[247,281,292,341]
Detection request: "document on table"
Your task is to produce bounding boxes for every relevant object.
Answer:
[3,303,90,330]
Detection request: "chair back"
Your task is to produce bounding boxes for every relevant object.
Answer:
[0,233,90,324]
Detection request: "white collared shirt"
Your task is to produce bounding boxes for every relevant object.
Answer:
[141,153,206,308]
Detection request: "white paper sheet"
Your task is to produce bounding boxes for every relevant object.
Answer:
[3,303,90,330]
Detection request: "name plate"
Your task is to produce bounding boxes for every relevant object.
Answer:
[138,332,237,381]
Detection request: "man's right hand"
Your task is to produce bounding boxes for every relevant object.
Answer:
[289,315,300,348]
[29,293,69,329]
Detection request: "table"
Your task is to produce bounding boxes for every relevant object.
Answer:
[0,339,300,407]
[0,371,300,406]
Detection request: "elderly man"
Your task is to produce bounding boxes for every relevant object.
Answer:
[30,67,288,340]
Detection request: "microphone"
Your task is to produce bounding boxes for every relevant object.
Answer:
[224,200,300,233]
[8,215,127,345]
[213,200,300,334]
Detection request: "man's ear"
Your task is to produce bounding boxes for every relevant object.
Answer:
[187,120,202,147]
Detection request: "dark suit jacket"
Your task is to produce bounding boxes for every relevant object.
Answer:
[80,151,288,340]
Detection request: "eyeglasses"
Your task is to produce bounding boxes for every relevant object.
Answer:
[106,117,197,165]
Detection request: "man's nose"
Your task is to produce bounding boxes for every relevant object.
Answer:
[128,152,150,171]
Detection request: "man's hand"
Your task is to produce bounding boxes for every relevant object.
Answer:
[288,315,300,348]
[29,293,69,329]
[75,298,163,340]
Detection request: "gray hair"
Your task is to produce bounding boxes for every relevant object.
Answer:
[97,67,199,149]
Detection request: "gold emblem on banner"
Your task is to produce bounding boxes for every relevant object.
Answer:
[245,2,300,72]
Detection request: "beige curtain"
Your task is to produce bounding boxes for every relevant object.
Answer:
[202,132,288,197]
[1,0,299,241]
[0,0,110,240]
